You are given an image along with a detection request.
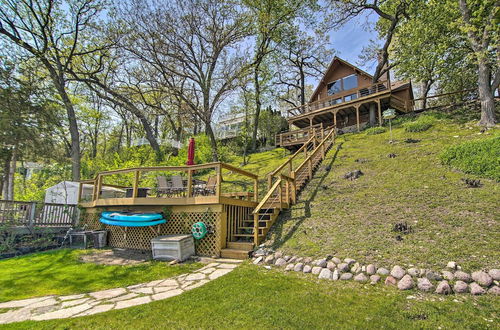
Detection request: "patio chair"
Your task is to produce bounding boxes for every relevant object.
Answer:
[156,176,171,197]
[203,176,217,196]
[170,175,186,196]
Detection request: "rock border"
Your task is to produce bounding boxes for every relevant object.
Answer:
[253,251,500,297]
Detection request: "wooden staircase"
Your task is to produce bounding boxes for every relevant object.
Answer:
[221,128,336,259]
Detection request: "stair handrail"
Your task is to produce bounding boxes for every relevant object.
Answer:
[293,129,335,176]
[252,177,282,245]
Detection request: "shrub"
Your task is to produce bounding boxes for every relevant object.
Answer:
[365,127,387,135]
[440,136,500,181]
[404,115,436,132]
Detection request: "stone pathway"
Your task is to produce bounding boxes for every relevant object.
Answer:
[0,262,238,324]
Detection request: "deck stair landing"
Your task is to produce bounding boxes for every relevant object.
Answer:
[220,129,336,259]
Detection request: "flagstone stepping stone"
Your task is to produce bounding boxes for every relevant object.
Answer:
[108,293,139,302]
[0,296,54,309]
[185,273,206,281]
[115,296,152,310]
[200,267,216,274]
[32,303,93,320]
[158,279,178,287]
[90,288,127,300]
[208,268,232,280]
[130,287,154,294]
[151,289,184,301]
[61,298,90,308]
[75,303,114,317]
[59,294,86,301]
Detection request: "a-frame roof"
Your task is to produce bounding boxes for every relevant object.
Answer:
[309,56,375,103]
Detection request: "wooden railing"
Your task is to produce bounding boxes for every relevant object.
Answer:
[252,128,336,245]
[286,80,391,117]
[79,162,259,204]
[0,200,78,227]
[275,123,325,147]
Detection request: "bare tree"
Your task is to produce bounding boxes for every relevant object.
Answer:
[0,0,106,180]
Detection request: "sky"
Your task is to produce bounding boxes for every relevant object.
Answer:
[328,12,380,73]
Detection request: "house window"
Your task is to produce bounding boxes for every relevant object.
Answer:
[329,98,342,106]
[343,74,358,90]
[344,93,358,102]
[327,79,342,95]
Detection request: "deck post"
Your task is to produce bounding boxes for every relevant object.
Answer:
[254,178,259,202]
[285,179,290,204]
[308,158,313,179]
[356,105,360,132]
[187,169,193,197]
[215,164,222,201]
[96,175,103,200]
[321,125,325,157]
[253,213,259,245]
[78,181,83,203]
[291,171,297,204]
[267,174,272,190]
[377,100,382,126]
[278,180,283,209]
[132,171,139,198]
[288,161,292,175]
[333,111,337,128]
[91,179,98,201]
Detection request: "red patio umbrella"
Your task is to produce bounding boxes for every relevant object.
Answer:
[186,137,195,165]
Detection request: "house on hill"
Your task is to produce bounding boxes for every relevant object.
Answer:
[276,56,414,148]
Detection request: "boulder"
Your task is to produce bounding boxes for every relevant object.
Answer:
[470,282,486,295]
[311,266,322,275]
[453,281,468,294]
[377,267,389,276]
[332,269,339,281]
[283,255,291,262]
[294,263,304,272]
[327,262,336,271]
[288,256,297,263]
[351,263,362,274]
[370,275,381,284]
[446,261,457,270]
[407,268,420,277]
[332,257,341,264]
[397,275,414,290]
[366,264,376,275]
[303,257,313,264]
[295,257,303,263]
[390,266,405,280]
[471,271,493,287]
[303,265,312,273]
[425,271,442,281]
[318,268,332,280]
[488,269,500,281]
[274,251,283,258]
[254,248,266,257]
[340,272,353,280]
[253,256,263,265]
[285,264,295,271]
[417,278,433,292]
[384,276,397,286]
[454,271,471,282]
[441,271,454,281]
[344,258,356,265]
[487,286,500,295]
[354,273,368,282]
[435,281,452,295]
[275,258,287,267]
[264,255,274,264]
[316,259,327,268]
[337,263,350,273]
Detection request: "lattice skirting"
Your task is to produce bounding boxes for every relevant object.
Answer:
[81,209,222,257]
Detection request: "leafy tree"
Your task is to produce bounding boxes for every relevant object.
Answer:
[0,0,107,180]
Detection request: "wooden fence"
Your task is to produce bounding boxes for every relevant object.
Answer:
[0,200,78,227]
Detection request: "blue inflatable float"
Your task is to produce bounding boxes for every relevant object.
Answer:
[99,211,166,227]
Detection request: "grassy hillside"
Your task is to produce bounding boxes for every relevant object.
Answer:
[264,113,499,271]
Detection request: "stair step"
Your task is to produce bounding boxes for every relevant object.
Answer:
[227,241,253,250]
[233,233,255,237]
[220,248,251,260]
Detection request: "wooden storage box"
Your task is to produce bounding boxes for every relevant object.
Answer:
[151,234,195,261]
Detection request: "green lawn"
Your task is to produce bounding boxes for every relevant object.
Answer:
[266,114,499,271]
[0,249,200,302]
[4,264,499,329]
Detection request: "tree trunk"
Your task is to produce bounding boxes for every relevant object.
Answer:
[205,122,219,162]
[6,146,16,200]
[369,103,377,126]
[251,65,262,151]
[54,79,81,181]
[477,60,497,127]
[300,65,306,106]
[421,80,432,110]
[1,151,11,199]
